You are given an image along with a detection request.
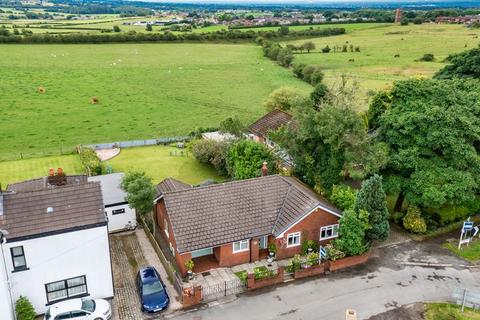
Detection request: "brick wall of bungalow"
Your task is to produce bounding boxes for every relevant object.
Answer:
[155,199,339,276]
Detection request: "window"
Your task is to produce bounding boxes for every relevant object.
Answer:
[286,232,300,247]
[112,208,125,215]
[232,240,249,253]
[164,219,169,238]
[10,246,27,271]
[45,275,87,304]
[259,236,268,249]
[320,224,339,240]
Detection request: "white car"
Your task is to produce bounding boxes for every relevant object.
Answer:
[44,298,112,320]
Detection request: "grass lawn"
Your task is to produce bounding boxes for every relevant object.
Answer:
[0,43,310,160]
[106,145,222,185]
[425,303,480,320]
[0,154,83,187]
[443,238,480,262]
[286,23,480,104]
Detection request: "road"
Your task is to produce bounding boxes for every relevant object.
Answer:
[167,237,480,320]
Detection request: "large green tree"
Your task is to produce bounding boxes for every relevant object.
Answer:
[333,208,370,256]
[121,171,156,216]
[226,140,276,179]
[354,174,390,241]
[377,79,480,211]
[434,46,480,80]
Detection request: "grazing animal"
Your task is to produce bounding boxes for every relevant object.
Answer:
[348,58,355,62]
[394,54,400,58]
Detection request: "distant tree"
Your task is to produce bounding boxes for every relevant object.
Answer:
[15,296,35,320]
[302,65,323,85]
[302,41,315,53]
[263,86,304,112]
[292,63,306,78]
[219,116,245,137]
[226,140,276,179]
[112,25,121,32]
[121,171,155,216]
[279,25,289,36]
[354,174,390,242]
[418,53,435,62]
[146,24,152,31]
[413,17,423,24]
[245,14,254,20]
[400,18,409,25]
[434,46,480,79]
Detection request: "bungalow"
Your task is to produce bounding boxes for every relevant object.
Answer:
[0,174,114,318]
[247,109,293,149]
[153,175,341,276]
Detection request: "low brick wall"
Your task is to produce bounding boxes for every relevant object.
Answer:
[327,252,370,272]
[293,263,326,279]
[182,286,203,308]
[247,268,284,290]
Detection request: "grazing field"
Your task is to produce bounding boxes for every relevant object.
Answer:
[286,23,480,99]
[105,145,222,184]
[0,43,310,160]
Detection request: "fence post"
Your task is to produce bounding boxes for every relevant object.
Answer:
[224,281,227,297]
[462,288,468,312]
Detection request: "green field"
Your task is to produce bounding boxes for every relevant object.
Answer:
[106,145,221,184]
[425,303,480,320]
[443,238,480,262]
[0,145,221,186]
[0,43,310,160]
[286,23,480,100]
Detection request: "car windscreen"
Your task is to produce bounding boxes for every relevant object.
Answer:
[81,299,96,313]
[142,281,164,295]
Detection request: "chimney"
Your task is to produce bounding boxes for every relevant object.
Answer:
[261,161,268,177]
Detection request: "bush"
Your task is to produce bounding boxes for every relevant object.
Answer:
[78,147,103,176]
[310,69,324,86]
[330,184,356,211]
[293,63,306,78]
[325,244,345,261]
[191,139,229,176]
[267,243,277,254]
[15,296,35,320]
[311,83,329,106]
[263,86,304,112]
[426,205,471,226]
[226,140,277,179]
[321,45,331,53]
[403,205,427,234]
[419,53,435,62]
[285,254,302,272]
[301,239,319,255]
[391,211,405,224]
[306,252,320,266]
[253,266,275,280]
[334,209,370,256]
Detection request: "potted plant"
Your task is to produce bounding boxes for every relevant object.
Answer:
[267,243,276,257]
[185,259,194,280]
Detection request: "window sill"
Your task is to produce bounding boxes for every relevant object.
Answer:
[12,267,29,273]
[232,249,249,254]
[286,244,300,248]
[320,236,338,241]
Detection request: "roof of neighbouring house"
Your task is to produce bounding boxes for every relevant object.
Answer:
[7,175,88,193]
[156,178,192,197]
[248,109,293,137]
[157,175,340,254]
[88,173,127,205]
[2,182,106,241]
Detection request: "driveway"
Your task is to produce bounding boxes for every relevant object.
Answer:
[167,238,480,320]
[110,229,181,320]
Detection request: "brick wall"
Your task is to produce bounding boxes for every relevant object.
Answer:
[246,267,284,290]
[275,208,340,260]
[327,252,370,272]
[215,242,251,267]
[293,263,326,279]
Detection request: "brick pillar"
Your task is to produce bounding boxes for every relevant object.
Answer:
[250,238,260,262]
[246,273,255,289]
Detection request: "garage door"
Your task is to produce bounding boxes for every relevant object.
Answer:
[191,247,213,258]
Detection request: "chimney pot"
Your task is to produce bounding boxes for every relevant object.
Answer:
[261,161,268,176]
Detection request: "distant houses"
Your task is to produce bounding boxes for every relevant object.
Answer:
[436,14,480,25]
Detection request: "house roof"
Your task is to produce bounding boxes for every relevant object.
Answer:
[7,175,88,193]
[248,109,293,137]
[156,178,192,197]
[159,175,340,254]
[88,173,126,205]
[2,182,106,241]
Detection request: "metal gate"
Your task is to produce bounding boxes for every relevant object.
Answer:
[201,278,246,302]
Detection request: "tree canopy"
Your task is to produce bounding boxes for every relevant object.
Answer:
[226,140,277,180]
[121,171,155,216]
[434,46,480,80]
[263,86,305,112]
[376,79,480,210]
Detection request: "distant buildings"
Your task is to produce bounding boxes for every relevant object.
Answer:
[436,14,480,25]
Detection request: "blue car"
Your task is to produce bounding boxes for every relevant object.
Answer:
[137,266,170,313]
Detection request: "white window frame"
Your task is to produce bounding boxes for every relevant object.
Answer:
[286,232,301,247]
[320,224,339,240]
[232,240,249,253]
[164,218,169,238]
[259,235,268,249]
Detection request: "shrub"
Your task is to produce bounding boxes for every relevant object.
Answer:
[253,266,275,280]
[311,83,329,106]
[301,239,319,255]
[293,63,306,78]
[302,65,323,85]
[426,205,470,226]
[403,205,427,234]
[334,209,370,256]
[321,45,331,53]
[267,243,277,254]
[185,259,194,271]
[263,86,304,112]
[325,244,345,261]
[78,147,103,176]
[306,252,320,266]
[330,184,356,211]
[419,53,435,62]
[285,254,302,272]
[191,139,229,176]
[310,69,324,86]
[391,211,405,224]
[15,296,35,320]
